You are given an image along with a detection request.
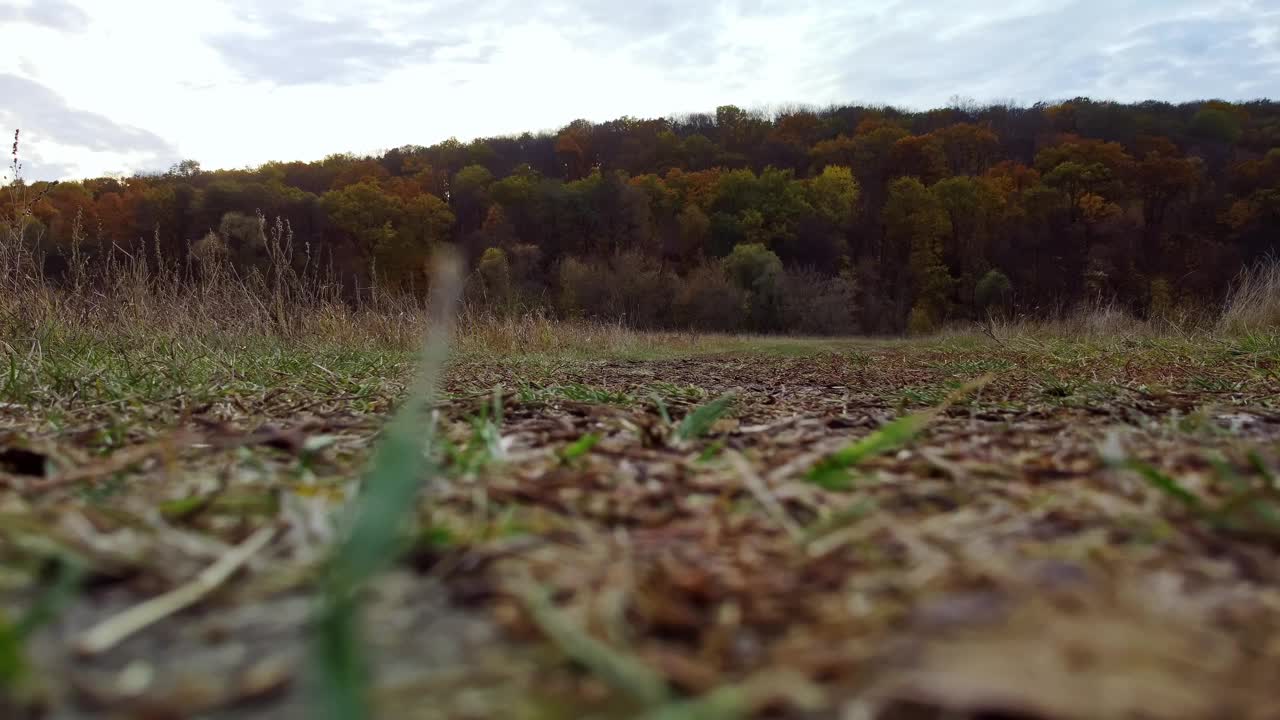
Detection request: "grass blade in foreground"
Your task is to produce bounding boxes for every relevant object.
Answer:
[309,251,464,720]
[1110,451,1280,538]
[676,393,737,443]
[559,432,600,463]
[0,555,82,689]
[807,376,992,490]
[512,579,670,707]
[1121,459,1203,512]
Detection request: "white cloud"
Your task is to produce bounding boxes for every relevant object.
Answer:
[0,0,89,32]
[1,0,1276,181]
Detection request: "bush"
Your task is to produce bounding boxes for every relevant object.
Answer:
[558,256,610,318]
[780,268,858,335]
[1148,276,1173,319]
[500,242,545,307]
[609,251,677,328]
[558,251,678,328]
[475,247,512,309]
[907,303,936,335]
[975,269,1013,316]
[218,212,268,270]
[724,243,784,331]
[673,263,746,332]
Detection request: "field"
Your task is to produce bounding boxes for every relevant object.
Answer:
[3,297,1280,720]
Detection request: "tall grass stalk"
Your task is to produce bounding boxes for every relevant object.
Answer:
[308,249,463,720]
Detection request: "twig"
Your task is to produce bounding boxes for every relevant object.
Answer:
[76,525,277,656]
[980,309,1006,346]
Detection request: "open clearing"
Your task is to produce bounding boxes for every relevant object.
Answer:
[3,332,1280,719]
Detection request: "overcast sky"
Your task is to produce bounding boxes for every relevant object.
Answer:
[2,0,1277,181]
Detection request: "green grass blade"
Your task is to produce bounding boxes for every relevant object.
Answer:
[309,252,463,720]
[513,580,670,707]
[826,413,932,467]
[676,393,736,442]
[805,376,992,490]
[1248,451,1277,487]
[636,685,749,720]
[0,615,22,689]
[696,440,725,463]
[1123,459,1204,512]
[807,412,932,489]
[650,393,672,427]
[1,554,83,688]
[560,433,600,462]
[1210,452,1280,531]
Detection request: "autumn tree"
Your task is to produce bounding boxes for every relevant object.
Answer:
[888,134,949,184]
[321,179,454,292]
[883,177,953,331]
[16,97,1280,333]
[676,203,711,262]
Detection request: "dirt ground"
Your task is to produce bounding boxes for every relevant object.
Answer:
[3,337,1280,719]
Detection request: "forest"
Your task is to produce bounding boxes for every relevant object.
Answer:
[11,97,1280,334]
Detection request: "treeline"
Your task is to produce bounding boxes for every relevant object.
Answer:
[10,97,1280,333]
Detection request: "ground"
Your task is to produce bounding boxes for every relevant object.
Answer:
[2,331,1280,719]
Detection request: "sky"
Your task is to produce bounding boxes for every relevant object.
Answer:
[1,0,1277,181]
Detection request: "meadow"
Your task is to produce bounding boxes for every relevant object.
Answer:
[1,239,1279,720]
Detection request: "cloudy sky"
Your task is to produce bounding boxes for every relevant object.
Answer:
[2,0,1277,181]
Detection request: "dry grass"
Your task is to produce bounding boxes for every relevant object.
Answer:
[0,220,686,360]
[932,297,1239,349]
[0,230,808,367]
[1220,257,1280,336]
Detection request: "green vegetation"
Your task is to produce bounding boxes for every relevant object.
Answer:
[310,254,462,720]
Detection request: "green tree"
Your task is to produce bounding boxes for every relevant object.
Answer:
[218,211,266,269]
[451,164,494,232]
[724,242,784,330]
[676,203,711,261]
[975,268,1013,316]
[806,165,860,229]
[883,177,954,332]
[476,246,512,309]
[321,179,454,291]
[1190,106,1243,144]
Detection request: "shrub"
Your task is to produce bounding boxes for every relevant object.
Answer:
[507,243,545,305]
[673,263,746,332]
[558,256,609,318]
[608,251,677,328]
[557,251,678,328]
[218,211,267,269]
[475,247,512,309]
[780,268,858,335]
[724,243,784,331]
[907,303,936,335]
[975,269,1013,316]
[1148,276,1173,319]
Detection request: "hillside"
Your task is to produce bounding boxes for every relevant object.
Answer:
[9,98,1280,333]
